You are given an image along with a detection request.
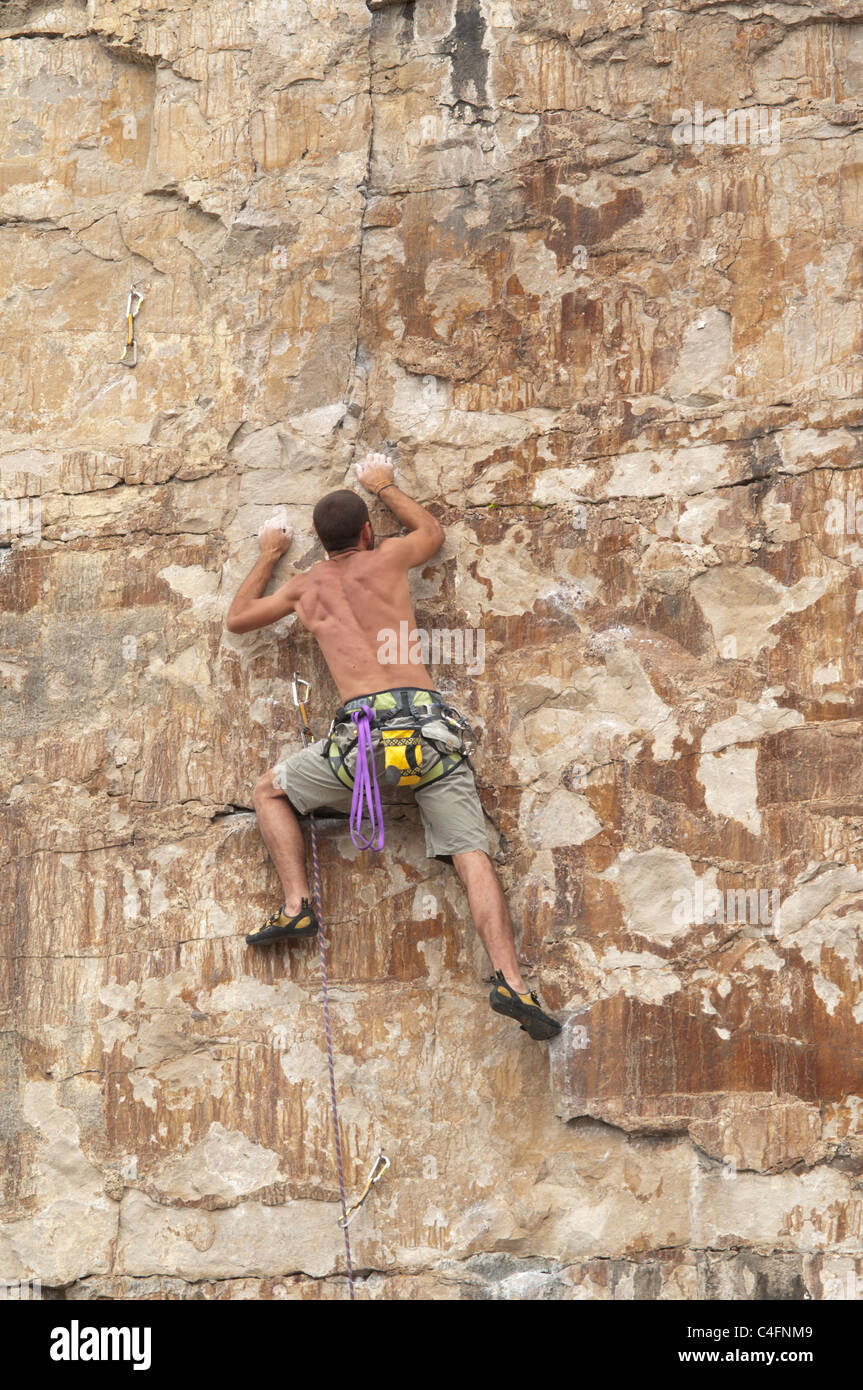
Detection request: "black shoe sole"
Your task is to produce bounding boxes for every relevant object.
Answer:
[489,988,562,1041]
[246,922,318,946]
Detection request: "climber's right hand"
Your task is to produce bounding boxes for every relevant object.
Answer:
[356,451,396,495]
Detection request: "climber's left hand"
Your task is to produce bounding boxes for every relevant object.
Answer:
[258,515,293,559]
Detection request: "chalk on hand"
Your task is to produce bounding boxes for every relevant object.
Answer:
[257,509,292,542]
[258,508,289,533]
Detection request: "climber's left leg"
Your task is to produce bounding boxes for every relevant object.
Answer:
[247,744,352,946]
[252,769,310,917]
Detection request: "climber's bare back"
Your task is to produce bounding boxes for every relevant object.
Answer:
[292,542,434,702]
[225,459,444,694]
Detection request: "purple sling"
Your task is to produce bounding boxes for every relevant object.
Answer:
[348,706,384,851]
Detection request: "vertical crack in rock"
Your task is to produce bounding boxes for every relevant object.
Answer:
[346,11,378,441]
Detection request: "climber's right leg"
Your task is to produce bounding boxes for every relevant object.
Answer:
[416,765,562,1040]
[451,850,561,1041]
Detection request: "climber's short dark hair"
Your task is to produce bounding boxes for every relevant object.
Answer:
[313,490,370,553]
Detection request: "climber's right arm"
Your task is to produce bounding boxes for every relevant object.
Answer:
[356,453,444,569]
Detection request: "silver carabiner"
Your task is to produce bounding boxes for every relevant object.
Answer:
[291,674,310,707]
[443,706,477,755]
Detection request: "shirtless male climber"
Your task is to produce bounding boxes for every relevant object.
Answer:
[225,453,561,1041]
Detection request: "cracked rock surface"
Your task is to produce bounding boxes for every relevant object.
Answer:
[2,0,863,1299]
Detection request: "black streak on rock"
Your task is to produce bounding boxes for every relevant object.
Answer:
[441,0,490,120]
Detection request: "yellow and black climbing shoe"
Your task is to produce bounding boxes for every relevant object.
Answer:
[246,898,318,946]
[489,970,562,1041]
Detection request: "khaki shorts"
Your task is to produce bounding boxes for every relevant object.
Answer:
[271,699,490,862]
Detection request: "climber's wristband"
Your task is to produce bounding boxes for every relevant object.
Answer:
[375,483,397,496]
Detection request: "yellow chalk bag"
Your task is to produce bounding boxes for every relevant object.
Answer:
[381,727,424,785]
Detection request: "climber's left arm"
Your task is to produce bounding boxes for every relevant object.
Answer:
[226,569,302,633]
[226,522,302,633]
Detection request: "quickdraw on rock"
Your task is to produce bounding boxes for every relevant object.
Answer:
[119,282,148,366]
[338,1150,390,1229]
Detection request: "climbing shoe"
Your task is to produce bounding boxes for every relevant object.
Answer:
[489,970,562,1041]
[246,898,318,946]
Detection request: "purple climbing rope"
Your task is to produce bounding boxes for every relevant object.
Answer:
[308,807,355,1301]
[348,705,384,851]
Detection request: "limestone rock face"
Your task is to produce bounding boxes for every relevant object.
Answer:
[2,0,863,1299]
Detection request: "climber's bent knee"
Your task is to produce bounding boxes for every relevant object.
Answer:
[253,769,284,807]
[270,739,354,818]
[451,848,492,877]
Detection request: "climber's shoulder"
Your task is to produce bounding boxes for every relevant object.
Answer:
[375,528,444,571]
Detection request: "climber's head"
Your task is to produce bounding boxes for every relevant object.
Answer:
[313,489,374,556]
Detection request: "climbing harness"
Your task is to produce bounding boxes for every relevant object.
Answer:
[338,1150,390,1229]
[323,689,477,851]
[332,690,476,851]
[119,282,148,366]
